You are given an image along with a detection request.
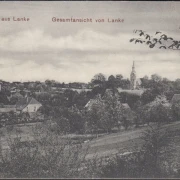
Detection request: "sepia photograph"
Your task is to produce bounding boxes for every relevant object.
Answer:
[0,1,180,178]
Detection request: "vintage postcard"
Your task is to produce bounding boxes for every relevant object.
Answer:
[0,1,180,178]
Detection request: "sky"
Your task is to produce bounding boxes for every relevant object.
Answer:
[0,1,179,83]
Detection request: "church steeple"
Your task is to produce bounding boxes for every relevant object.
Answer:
[130,61,136,90]
[132,61,135,70]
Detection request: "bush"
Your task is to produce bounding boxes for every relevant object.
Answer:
[54,116,70,134]
[0,126,88,178]
[86,124,176,178]
[6,125,14,133]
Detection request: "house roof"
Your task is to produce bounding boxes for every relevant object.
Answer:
[85,99,131,111]
[171,94,180,103]
[117,88,145,96]
[0,108,16,113]
[16,97,41,111]
[3,105,16,108]
[85,98,102,110]
[122,103,130,109]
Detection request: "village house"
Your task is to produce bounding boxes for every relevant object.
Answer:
[0,97,42,119]
[16,97,42,114]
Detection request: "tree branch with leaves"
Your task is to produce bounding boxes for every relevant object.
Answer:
[130,30,180,50]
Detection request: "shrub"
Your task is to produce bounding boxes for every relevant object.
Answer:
[6,125,14,133]
[0,126,88,178]
[90,124,176,178]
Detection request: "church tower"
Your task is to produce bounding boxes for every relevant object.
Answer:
[130,61,136,90]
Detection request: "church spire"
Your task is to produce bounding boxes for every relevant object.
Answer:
[132,61,135,69]
[130,61,136,90]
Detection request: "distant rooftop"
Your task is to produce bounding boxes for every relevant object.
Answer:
[117,88,145,96]
[16,97,41,111]
[0,107,16,113]
[85,98,131,111]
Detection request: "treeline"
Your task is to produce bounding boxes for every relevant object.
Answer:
[0,73,180,132]
[33,73,180,134]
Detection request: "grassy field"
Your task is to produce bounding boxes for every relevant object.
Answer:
[86,121,180,171]
[1,121,180,165]
[1,121,180,178]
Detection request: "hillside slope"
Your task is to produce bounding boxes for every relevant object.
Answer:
[86,121,180,160]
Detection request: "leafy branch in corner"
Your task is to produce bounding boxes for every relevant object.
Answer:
[130,30,180,50]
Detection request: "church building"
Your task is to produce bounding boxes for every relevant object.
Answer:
[117,61,145,96]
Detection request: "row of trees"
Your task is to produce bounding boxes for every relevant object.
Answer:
[37,91,180,135]
[37,91,133,134]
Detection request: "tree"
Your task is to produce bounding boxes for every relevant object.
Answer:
[141,89,157,105]
[107,75,117,93]
[145,95,173,124]
[85,101,102,134]
[120,79,130,89]
[174,79,180,91]
[92,73,106,82]
[119,92,140,109]
[151,74,162,82]
[116,74,123,80]
[85,92,126,133]
[55,116,70,134]
[139,125,174,178]
[172,102,180,121]
[91,86,106,97]
[140,76,149,88]
[91,73,106,88]
[72,91,90,110]
[115,74,125,88]
[98,91,122,132]
[67,105,85,134]
[171,97,180,121]
[0,92,9,104]
[135,103,151,125]
[85,94,103,133]
[28,83,36,91]
[35,84,43,92]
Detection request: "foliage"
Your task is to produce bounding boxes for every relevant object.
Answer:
[93,125,175,178]
[0,127,88,178]
[85,91,133,132]
[91,73,106,83]
[67,105,86,134]
[0,92,10,104]
[145,95,173,124]
[85,95,103,133]
[54,116,70,134]
[130,30,180,50]
[119,92,140,109]
[172,101,180,121]
[98,92,122,132]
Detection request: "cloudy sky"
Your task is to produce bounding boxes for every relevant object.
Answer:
[0,1,179,83]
